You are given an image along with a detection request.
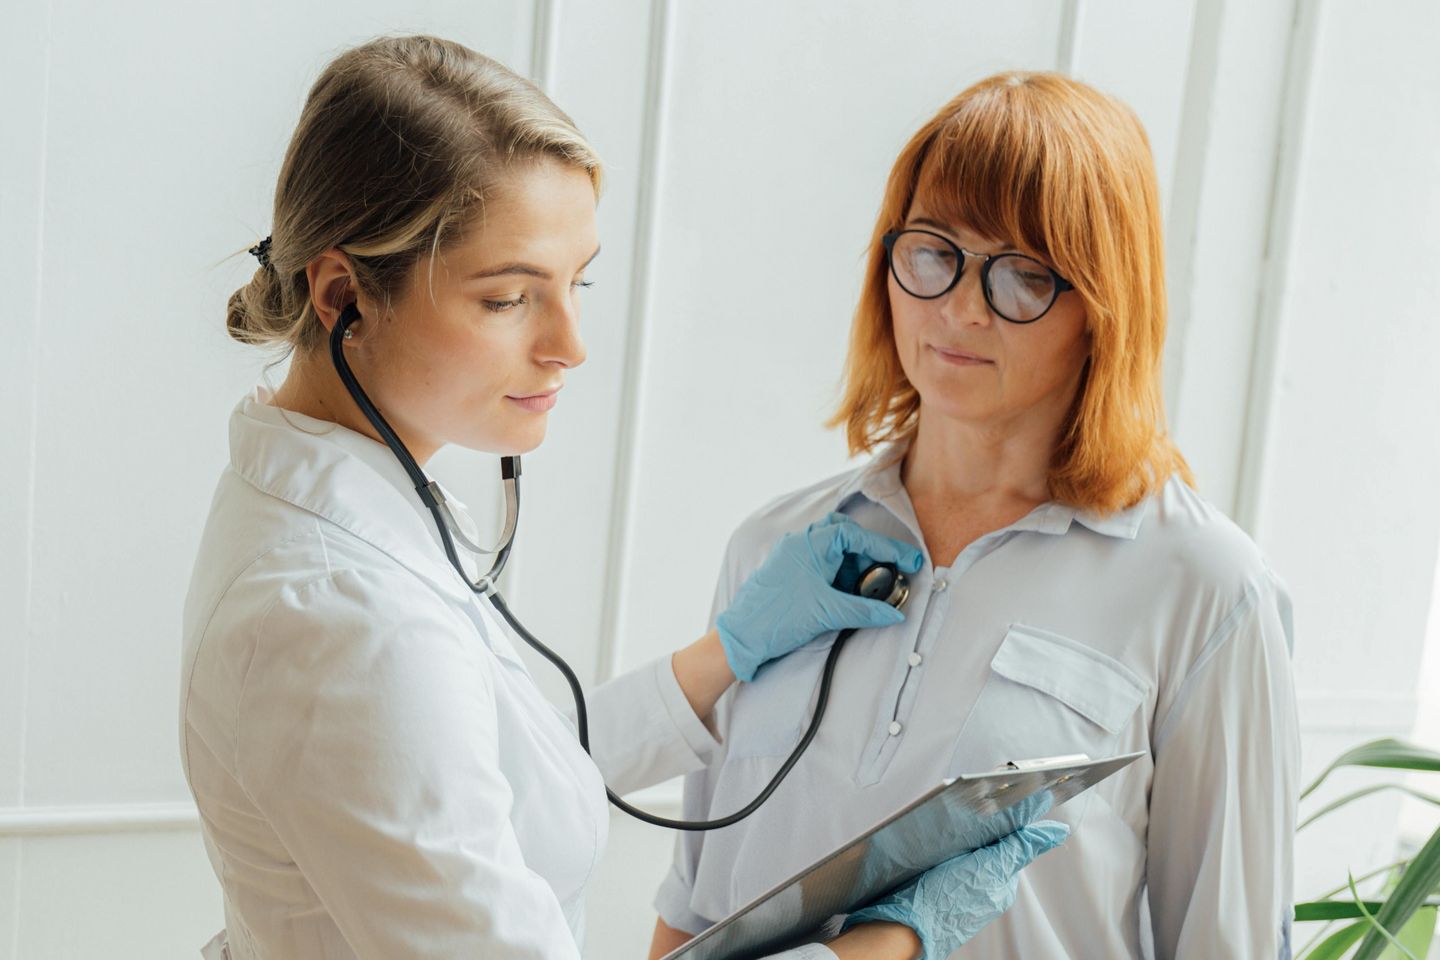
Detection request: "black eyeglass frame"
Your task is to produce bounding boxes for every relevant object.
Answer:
[881,229,1075,324]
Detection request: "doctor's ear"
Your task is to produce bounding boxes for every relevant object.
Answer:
[305,248,360,334]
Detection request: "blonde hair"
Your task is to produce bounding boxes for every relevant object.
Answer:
[832,72,1193,513]
[227,35,603,352]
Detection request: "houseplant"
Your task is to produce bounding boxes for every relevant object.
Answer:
[1294,739,1440,959]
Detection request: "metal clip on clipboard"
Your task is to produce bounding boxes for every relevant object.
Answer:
[997,753,1091,772]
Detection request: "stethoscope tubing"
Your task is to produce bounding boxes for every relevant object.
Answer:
[328,305,850,831]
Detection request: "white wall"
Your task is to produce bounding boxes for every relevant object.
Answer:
[1402,564,1440,846]
[2,1,1437,957]
[1253,0,1440,902]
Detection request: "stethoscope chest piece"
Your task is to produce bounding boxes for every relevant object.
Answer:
[856,563,910,611]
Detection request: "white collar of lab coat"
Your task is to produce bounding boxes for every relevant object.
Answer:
[228,386,478,604]
[834,441,1148,542]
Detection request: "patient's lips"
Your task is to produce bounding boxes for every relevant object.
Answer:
[931,344,993,365]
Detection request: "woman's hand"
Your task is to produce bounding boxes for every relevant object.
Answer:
[826,920,922,960]
[716,514,924,682]
[841,821,1069,959]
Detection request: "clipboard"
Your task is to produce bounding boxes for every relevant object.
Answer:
[658,751,1144,960]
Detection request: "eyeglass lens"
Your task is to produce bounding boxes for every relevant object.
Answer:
[889,231,1060,323]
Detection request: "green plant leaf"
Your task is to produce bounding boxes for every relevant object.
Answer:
[1297,900,1440,923]
[1355,824,1440,960]
[1377,906,1437,960]
[1303,739,1440,802]
[1302,920,1369,960]
[1301,785,1440,831]
[1350,873,1419,960]
[1318,860,1410,901]
[1299,900,1390,921]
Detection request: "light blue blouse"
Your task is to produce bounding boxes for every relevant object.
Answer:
[655,451,1300,959]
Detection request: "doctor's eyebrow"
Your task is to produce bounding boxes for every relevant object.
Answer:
[464,245,601,281]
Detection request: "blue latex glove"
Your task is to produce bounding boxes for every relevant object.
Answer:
[716,513,924,682]
[842,821,1070,959]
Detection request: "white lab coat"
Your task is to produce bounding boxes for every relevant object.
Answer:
[179,389,736,959]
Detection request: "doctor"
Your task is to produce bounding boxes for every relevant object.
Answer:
[180,35,1066,960]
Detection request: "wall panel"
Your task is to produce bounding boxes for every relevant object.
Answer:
[0,840,17,960]
[503,0,665,699]
[12,829,219,958]
[18,0,534,806]
[611,1,1071,674]
[0,0,52,814]
[1244,0,1440,895]
[1164,0,1300,511]
[605,1,1205,674]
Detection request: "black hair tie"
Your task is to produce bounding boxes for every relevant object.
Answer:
[248,235,273,268]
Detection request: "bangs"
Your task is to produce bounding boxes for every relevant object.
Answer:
[909,93,1055,262]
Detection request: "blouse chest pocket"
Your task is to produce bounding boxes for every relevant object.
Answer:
[946,624,1147,780]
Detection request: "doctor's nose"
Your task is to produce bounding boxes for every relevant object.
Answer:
[537,296,587,369]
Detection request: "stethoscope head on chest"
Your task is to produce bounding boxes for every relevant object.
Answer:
[833,551,912,611]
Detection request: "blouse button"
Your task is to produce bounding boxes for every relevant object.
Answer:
[933,577,948,592]
[888,721,904,737]
[907,652,923,667]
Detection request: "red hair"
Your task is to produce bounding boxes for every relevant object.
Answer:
[832,72,1193,513]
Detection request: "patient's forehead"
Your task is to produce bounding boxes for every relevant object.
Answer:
[904,200,1015,253]
[908,145,1050,259]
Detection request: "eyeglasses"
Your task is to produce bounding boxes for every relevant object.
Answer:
[881,229,1074,324]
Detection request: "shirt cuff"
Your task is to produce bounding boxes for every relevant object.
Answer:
[651,654,722,765]
[654,865,716,936]
[762,944,838,960]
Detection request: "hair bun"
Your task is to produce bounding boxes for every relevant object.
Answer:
[225,267,287,346]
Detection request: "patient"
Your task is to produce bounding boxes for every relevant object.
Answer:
[649,72,1299,960]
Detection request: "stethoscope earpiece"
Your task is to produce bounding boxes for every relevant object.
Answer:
[339,302,360,340]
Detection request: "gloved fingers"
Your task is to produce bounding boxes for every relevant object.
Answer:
[800,516,843,578]
[1022,819,1071,853]
[983,820,1071,872]
[1008,788,1056,825]
[823,517,925,574]
[823,592,907,631]
[914,819,1071,890]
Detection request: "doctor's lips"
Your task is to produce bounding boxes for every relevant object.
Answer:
[930,344,994,365]
[507,386,562,413]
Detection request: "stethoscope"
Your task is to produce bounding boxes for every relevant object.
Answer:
[329,303,910,830]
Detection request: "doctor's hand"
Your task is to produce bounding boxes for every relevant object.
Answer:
[840,821,1070,960]
[716,513,924,682]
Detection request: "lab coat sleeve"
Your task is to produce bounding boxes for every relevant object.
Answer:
[1145,568,1301,959]
[585,654,721,796]
[235,566,583,960]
